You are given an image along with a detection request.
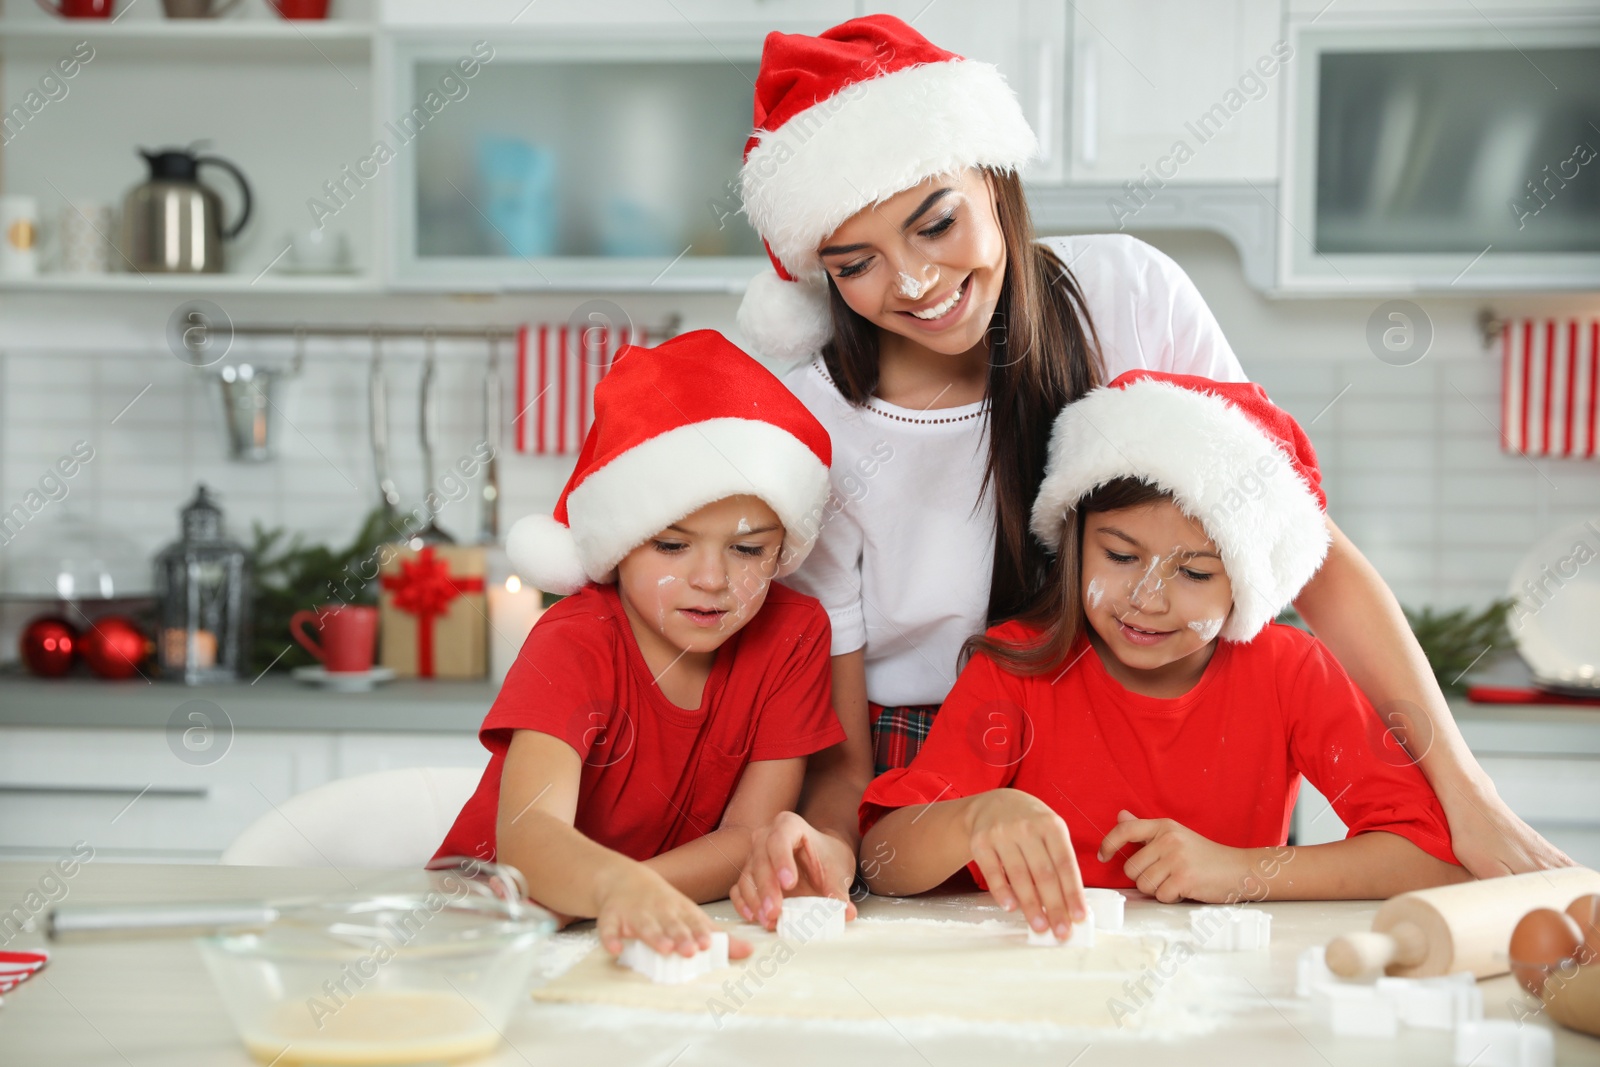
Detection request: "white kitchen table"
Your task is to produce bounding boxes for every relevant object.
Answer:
[0,862,1595,1067]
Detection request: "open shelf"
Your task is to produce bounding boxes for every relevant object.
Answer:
[0,19,374,60]
[0,271,381,294]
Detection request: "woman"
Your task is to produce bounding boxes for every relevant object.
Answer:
[728,14,1567,926]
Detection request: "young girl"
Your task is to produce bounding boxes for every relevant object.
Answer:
[859,372,1469,941]
[729,14,1561,925]
[434,330,846,959]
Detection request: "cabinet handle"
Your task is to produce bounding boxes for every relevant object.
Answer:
[0,784,210,799]
[1035,39,1056,168]
[1078,39,1098,167]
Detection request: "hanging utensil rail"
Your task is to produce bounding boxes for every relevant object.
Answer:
[212,315,683,348]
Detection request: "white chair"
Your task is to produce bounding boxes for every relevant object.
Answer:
[220,766,484,868]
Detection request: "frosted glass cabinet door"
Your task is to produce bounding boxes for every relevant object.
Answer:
[1281,20,1600,290]
[386,39,768,289]
[1314,46,1600,255]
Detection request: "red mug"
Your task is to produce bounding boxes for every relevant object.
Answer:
[271,0,329,18]
[34,0,115,17]
[290,605,377,673]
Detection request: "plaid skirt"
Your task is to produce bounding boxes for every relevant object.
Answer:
[869,702,942,776]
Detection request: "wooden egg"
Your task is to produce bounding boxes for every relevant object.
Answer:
[1510,907,1584,996]
[1565,893,1600,965]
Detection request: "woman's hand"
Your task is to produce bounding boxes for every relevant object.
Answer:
[1440,779,1573,876]
[1098,809,1250,903]
[730,811,860,930]
[965,788,1087,940]
[594,863,752,960]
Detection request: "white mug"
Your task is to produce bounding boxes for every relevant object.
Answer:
[284,227,351,272]
[0,195,40,278]
[57,202,113,274]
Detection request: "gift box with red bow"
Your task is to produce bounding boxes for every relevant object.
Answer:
[378,544,488,679]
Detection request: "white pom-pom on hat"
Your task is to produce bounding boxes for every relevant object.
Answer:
[506,513,588,596]
[736,267,834,366]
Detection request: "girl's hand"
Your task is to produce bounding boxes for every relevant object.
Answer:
[594,863,752,960]
[1097,809,1250,903]
[965,788,1087,940]
[730,812,860,930]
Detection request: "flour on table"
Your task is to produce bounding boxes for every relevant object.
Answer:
[532,916,1216,1035]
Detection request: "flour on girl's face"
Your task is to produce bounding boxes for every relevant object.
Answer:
[736,517,752,535]
[1187,617,1223,642]
[1086,578,1106,608]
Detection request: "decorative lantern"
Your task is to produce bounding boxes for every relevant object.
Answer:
[155,484,250,683]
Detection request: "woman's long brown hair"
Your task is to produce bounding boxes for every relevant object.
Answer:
[965,477,1172,675]
[819,168,1105,625]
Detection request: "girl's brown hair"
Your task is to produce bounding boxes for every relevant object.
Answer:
[964,477,1172,675]
[819,167,1106,625]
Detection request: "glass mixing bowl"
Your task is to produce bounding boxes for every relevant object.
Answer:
[197,865,554,1066]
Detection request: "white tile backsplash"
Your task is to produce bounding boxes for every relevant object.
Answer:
[3,233,1598,662]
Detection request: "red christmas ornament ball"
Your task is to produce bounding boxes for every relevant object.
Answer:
[80,616,150,680]
[20,616,77,677]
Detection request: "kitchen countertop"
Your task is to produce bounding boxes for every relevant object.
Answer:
[0,674,496,733]
[0,862,1596,1066]
[1,673,1597,746]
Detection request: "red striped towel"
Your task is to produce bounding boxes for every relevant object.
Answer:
[0,949,48,999]
[1501,318,1599,459]
[513,323,647,455]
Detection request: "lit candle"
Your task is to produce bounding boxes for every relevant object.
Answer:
[161,627,216,670]
[487,574,544,683]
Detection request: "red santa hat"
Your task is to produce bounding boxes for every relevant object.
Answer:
[506,330,832,595]
[737,14,1038,362]
[1031,371,1332,642]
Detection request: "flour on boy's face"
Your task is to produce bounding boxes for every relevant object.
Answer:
[614,495,785,671]
[1080,500,1234,678]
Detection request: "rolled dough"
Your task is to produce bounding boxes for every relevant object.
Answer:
[532,918,1172,1029]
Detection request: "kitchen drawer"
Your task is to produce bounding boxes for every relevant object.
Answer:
[333,732,490,779]
[1293,755,1600,868]
[1475,756,1600,826]
[0,727,335,859]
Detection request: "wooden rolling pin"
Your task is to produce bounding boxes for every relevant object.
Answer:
[1326,867,1600,979]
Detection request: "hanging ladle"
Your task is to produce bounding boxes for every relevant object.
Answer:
[368,326,403,524]
[415,326,454,545]
[214,323,305,462]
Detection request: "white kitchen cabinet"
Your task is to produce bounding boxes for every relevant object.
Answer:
[0,726,486,864]
[0,727,336,862]
[1066,0,1285,186]
[379,0,855,29]
[1291,708,1600,870]
[0,4,382,296]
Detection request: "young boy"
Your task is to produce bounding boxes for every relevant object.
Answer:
[434,330,845,959]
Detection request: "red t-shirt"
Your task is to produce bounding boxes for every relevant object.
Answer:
[860,621,1458,889]
[434,581,844,866]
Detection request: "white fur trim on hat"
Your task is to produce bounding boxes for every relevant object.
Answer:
[736,266,834,364]
[564,417,831,587]
[740,58,1037,283]
[506,513,589,596]
[1029,379,1331,643]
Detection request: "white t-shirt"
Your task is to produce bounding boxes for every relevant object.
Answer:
[781,233,1249,707]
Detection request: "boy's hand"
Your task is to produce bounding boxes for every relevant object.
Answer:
[594,864,753,960]
[731,812,859,930]
[1098,809,1251,903]
[965,788,1087,940]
